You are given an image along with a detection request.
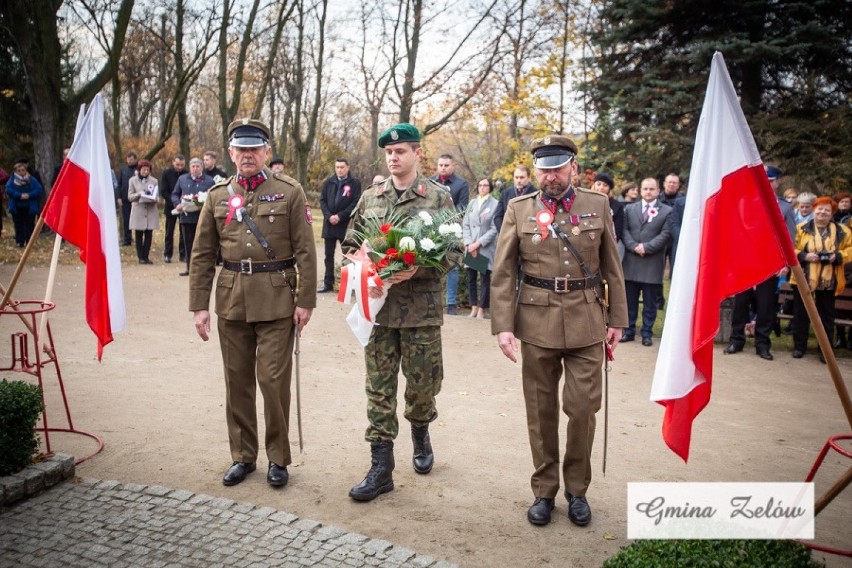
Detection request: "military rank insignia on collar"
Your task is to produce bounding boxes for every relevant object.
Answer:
[259,193,285,202]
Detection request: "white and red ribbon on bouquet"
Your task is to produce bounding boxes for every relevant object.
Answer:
[337,242,389,346]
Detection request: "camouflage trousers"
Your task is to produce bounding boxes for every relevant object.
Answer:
[363,325,443,443]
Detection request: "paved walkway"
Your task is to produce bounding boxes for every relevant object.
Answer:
[0,478,456,567]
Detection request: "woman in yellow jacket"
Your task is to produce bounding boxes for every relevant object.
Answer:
[790,196,852,362]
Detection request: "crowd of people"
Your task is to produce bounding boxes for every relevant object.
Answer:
[3,125,848,532]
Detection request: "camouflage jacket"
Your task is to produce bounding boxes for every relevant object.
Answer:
[344,174,460,328]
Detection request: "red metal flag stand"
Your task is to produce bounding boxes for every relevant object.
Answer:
[0,300,103,465]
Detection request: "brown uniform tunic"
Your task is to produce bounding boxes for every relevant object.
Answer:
[189,168,317,467]
[491,188,627,499]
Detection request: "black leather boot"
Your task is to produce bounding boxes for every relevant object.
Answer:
[411,423,434,474]
[349,441,395,501]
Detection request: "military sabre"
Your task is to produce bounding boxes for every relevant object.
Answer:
[293,271,304,453]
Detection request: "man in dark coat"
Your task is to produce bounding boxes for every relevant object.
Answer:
[431,153,469,314]
[724,165,796,360]
[621,177,672,346]
[318,158,362,292]
[203,150,227,179]
[160,154,187,263]
[173,157,214,276]
[494,165,536,233]
[115,151,138,246]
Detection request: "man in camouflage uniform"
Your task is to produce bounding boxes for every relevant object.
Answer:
[344,123,459,502]
[189,119,317,489]
[491,135,627,527]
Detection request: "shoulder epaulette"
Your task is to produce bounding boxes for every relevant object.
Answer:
[272,172,300,188]
[512,191,538,202]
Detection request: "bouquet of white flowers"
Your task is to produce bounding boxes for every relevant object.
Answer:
[174,191,207,214]
[339,208,463,346]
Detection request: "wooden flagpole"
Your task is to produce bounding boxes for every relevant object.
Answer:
[789,263,852,430]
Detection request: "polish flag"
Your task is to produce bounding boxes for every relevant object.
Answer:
[43,94,126,359]
[650,53,798,462]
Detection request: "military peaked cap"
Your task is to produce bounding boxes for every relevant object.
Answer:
[228,118,271,148]
[530,134,578,169]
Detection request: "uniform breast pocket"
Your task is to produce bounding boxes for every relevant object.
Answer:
[519,222,542,256]
[575,218,605,251]
[213,203,230,219]
[254,202,288,233]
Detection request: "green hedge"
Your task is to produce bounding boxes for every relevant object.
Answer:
[603,540,824,568]
[0,379,43,476]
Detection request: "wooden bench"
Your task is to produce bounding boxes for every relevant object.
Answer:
[777,282,852,329]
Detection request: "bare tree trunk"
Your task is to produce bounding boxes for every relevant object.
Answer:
[289,0,328,187]
[252,0,295,119]
[0,0,134,192]
[111,72,123,167]
[395,0,421,123]
[218,0,263,168]
[175,0,190,157]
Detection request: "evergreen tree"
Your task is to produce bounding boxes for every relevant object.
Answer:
[584,0,851,191]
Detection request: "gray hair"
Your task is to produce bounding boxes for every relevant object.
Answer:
[189,157,203,166]
[796,192,816,205]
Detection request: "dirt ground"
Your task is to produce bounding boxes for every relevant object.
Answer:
[2,252,849,567]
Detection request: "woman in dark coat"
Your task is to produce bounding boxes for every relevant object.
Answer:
[5,161,43,247]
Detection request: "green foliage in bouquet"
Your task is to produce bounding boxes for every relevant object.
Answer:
[350,208,464,279]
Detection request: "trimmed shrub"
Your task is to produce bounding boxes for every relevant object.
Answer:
[603,540,824,568]
[0,379,43,476]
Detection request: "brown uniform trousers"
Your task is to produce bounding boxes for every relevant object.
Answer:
[491,188,627,499]
[189,168,317,467]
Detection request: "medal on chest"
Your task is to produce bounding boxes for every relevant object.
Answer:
[534,209,554,243]
[226,194,245,225]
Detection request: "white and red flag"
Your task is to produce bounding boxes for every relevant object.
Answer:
[650,53,798,461]
[43,94,126,359]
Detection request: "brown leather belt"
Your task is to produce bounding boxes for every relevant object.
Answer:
[522,273,601,293]
[222,258,295,275]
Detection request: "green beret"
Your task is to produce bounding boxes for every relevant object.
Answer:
[227,118,271,148]
[530,134,578,168]
[377,123,421,148]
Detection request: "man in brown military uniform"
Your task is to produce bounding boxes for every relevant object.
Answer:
[189,119,317,488]
[491,135,627,527]
[343,123,460,502]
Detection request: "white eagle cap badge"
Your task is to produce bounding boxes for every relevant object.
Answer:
[390,129,399,141]
[242,118,249,125]
[543,136,551,145]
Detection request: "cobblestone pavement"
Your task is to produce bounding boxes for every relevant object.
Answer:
[0,478,456,568]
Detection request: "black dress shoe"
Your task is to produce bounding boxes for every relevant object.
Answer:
[267,463,289,487]
[179,271,189,276]
[642,337,653,347]
[222,461,256,486]
[723,344,743,354]
[620,334,635,343]
[756,349,774,361]
[567,494,591,526]
[819,352,827,364]
[317,284,333,293]
[163,256,172,264]
[527,497,555,526]
[792,350,805,359]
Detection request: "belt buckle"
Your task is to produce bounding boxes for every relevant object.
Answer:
[553,276,569,293]
[239,259,253,275]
